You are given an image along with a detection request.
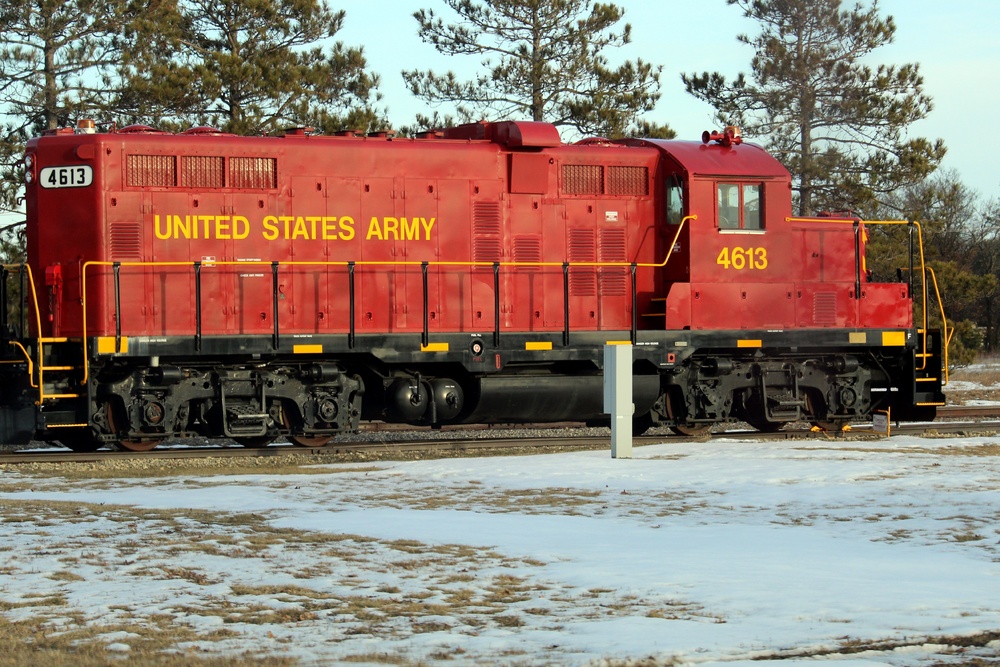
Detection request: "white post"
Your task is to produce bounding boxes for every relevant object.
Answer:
[604,343,633,459]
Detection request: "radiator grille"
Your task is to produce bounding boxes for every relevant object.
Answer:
[182,155,225,188]
[126,154,176,187]
[607,166,649,195]
[231,156,277,189]
[562,165,603,195]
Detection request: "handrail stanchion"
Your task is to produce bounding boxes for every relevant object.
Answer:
[630,263,637,344]
[194,261,202,351]
[348,261,356,349]
[421,261,429,347]
[271,261,279,350]
[562,262,570,346]
[853,220,861,300]
[113,262,122,352]
[493,261,500,347]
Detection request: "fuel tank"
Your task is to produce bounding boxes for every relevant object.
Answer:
[457,374,659,424]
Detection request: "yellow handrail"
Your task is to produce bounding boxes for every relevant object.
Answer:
[79,217,698,383]
[3,263,49,404]
[924,266,951,385]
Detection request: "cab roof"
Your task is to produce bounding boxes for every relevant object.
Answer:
[624,138,790,179]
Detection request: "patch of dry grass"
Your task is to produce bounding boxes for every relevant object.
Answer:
[0,614,292,667]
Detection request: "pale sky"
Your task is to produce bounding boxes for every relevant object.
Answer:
[339,0,1000,198]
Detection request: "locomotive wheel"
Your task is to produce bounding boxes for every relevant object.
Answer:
[669,423,712,436]
[105,400,161,452]
[288,434,332,448]
[115,436,160,452]
[279,404,332,447]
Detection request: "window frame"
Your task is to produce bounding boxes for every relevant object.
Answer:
[716,181,764,232]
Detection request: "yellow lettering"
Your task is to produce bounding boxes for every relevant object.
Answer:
[233,216,249,239]
[262,216,279,241]
[154,215,170,240]
[216,215,231,240]
[279,216,294,239]
[176,215,193,240]
[306,216,321,239]
[383,216,399,241]
[400,217,419,241]
[421,217,436,240]
[154,212,428,243]
[322,217,337,240]
[201,214,215,239]
[291,216,309,240]
[339,216,355,241]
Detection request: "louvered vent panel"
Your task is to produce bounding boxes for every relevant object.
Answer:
[562,165,603,195]
[599,228,628,296]
[473,201,503,262]
[568,228,596,296]
[110,223,142,260]
[231,157,277,189]
[127,154,176,187]
[607,166,649,195]
[182,156,224,188]
[513,235,541,271]
[813,292,837,325]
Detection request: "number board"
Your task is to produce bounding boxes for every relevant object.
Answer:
[39,165,93,189]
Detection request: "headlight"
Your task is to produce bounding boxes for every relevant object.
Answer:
[25,171,33,184]
[24,154,32,169]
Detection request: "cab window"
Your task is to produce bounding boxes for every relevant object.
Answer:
[666,176,684,225]
[717,182,763,230]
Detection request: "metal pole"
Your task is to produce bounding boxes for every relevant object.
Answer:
[563,262,570,346]
[493,261,500,346]
[194,261,202,351]
[271,261,279,350]
[348,261,356,349]
[421,261,429,347]
[113,262,121,352]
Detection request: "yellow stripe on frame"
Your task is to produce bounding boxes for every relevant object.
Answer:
[881,331,906,347]
[96,336,127,354]
[849,332,867,344]
[605,340,632,346]
[737,339,762,348]
[525,341,553,351]
[293,344,323,354]
[421,342,449,352]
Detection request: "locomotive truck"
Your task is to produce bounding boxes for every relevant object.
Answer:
[0,119,946,451]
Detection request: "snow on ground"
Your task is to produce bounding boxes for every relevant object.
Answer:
[1,434,999,666]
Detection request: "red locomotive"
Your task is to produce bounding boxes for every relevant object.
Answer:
[0,119,945,450]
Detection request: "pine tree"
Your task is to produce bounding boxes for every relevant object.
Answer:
[0,0,144,250]
[682,0,944,216]
[121,0,385,135]
[403,0,668,138]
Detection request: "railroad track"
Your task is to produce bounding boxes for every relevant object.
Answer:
[2,406,998,465]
